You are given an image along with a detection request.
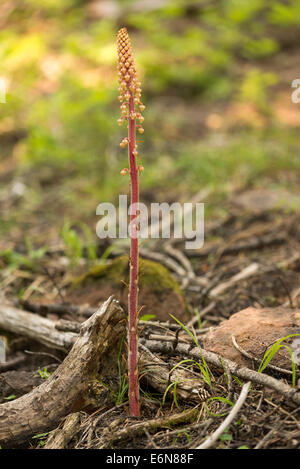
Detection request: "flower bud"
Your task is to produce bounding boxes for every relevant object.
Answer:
[117,28,144,117]
[120,138,129,148]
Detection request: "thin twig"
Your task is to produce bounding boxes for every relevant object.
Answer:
[96,407,199,448]
[139,248,186,277]
[24,349,62,363]
[186,302,216,328]
[0,353,26,372]
[283,285,300,307]
[195,382,251,449]
[209,263,260,298]
[185,232,286,258]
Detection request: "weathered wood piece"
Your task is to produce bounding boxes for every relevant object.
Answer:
[0,297,125,447]
[0,303,77,351]
[44,412,83,449]
[0,301,210,405]
[140,344,210,402]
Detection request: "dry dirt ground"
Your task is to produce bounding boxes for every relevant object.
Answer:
[1,187,300,449]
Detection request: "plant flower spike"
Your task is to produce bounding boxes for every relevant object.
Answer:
[117,27,145,417]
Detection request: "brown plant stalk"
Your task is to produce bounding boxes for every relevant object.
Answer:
[117,27,145,416]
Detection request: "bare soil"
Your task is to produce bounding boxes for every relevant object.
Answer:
[1,187,300,449]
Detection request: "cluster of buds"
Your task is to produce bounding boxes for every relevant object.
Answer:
[117,27,145,137]
[120,137,129,148]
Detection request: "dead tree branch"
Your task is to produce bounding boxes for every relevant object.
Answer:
[0,303,77,352]
[141,339,300,406]
[0,297,125,447]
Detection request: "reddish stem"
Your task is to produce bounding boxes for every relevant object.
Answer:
[128,95,140,417]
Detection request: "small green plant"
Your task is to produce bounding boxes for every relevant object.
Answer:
[98,244,117,264]
[36,367,51,380]
[61,221,98,266]
[205,396,234,418]
[162,380,180,409]
[79,222,98,263]
[219,431,233,442]
[140,314,156,321]
[194,308,207,329]
[115,335,129,406]
[169,314,212,387]
[98,335,128,406]
[0,241,47,271]
[61,221,84,266]
[4,394,16,401]
[32,432,49,447]
[172,430,191,446]
[258,333,300,388]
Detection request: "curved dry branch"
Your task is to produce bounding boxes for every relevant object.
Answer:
[0,297,125,448]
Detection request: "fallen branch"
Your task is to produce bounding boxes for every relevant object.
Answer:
[283,285,300,307]
[0,303,77,352]
[141,339,300,406]
[17,299,96,319]
[209,263,259,298]
[205,254,300,300]
[185,233,286,258]
[139,247,187,277]
[0,297,125,447]
[0,301,208,415]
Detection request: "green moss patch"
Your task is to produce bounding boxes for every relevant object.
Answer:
[73,255,183,296]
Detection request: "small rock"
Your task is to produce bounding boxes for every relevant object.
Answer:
[203,306,300,368]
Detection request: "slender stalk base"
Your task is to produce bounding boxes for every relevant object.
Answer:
[128,96,140,417]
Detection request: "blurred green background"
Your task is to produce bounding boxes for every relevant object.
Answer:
[0,0,300,254]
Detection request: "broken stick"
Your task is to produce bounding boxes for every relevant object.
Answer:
[0,302,78,351]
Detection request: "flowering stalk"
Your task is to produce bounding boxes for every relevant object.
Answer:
[117,27,145,417]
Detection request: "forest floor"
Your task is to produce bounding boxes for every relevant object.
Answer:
[1,182,300,449]
[1,3,300,447]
